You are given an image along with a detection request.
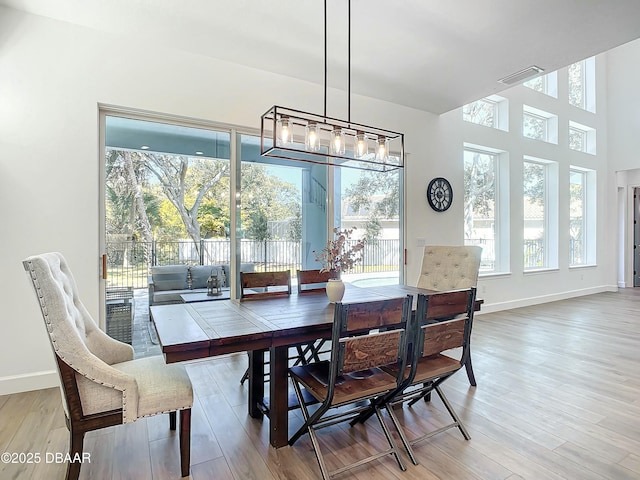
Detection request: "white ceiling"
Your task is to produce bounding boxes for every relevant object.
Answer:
[3,0,640,114]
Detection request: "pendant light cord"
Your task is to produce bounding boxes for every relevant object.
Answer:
[348,0,351,124]
[323,0,352,123]
[324,0,327,118]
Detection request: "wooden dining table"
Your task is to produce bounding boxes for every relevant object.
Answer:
[150,283,481,448]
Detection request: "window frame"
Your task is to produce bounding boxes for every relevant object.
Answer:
[523,156,558,271]
[463,144,510,275]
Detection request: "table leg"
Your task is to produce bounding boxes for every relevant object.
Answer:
[248,350,264,418]
[269,345,289,448]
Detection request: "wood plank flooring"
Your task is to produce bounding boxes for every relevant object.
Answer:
[1,289,640,479]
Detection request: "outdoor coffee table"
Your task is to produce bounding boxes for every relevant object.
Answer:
[180,289,231,303]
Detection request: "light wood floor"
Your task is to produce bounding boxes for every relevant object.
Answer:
[2,289,640,480]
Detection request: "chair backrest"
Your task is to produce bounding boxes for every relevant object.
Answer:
[23,252,135,421]
[296,269,339,293]
[329,296,413,389]
[412,288,476,376]
[240,270,292,299]
[416,245,482,291]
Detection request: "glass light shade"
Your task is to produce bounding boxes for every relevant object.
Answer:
[277,117,293,145]
[330,127,346,155]
[305,122,321,151]
[354,132,369,158]
[375,136,389,161]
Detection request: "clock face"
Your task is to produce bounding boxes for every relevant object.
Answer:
[427,177,453,212]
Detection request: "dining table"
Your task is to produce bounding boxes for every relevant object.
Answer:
[150,283,481,448]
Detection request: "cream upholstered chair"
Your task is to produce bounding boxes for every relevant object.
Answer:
[417,245,482,291]
[416,245,482,386]
[23,252,192,480]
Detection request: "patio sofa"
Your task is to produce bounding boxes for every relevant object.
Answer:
[148,263,255,306]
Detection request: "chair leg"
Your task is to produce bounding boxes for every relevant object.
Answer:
[374,406,407,472]
[240,368,250,385]
[66,429,84,480]
[435,386,471,440]
[169,411,177,430]
[464,355,477,386]
[386,402,418,465]
[179,408,191,478]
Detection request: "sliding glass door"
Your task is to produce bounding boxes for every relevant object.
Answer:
[100,111,403,351]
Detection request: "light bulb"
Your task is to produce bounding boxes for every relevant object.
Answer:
[330,128,345,155]
[305,122,320,151]
[277,117,292,145]
[354,132,368,158]
[376,136,389,161]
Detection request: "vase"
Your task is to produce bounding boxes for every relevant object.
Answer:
[325,278,345,303]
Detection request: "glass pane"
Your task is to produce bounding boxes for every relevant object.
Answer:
[523,113,546,140]
[569,127,586,151]
[568,61,585,108]
[238,134,327,285]
[523,162,546,268]
[463,99,496,127]
[464,150,496,271]
[337,168,401,286]
[104,115,231,348]
[105,116,231,287]
[569,170,585,265]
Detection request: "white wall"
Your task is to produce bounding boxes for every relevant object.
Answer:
[607,39,640,288]
[0,7,619,394]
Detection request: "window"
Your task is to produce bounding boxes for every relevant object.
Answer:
[523,71,558,98]
[523,157,558,270]
[569,167,596,266]
[462,95,508,131]
[523,105,558,143]
[568,57,596,112]
[464,145,509,273]
[568,121,596,154]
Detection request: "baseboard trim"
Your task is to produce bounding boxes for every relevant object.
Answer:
[0,370,58,396]
[476,285,618,315]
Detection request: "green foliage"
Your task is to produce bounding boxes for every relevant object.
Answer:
[246,209,270,241]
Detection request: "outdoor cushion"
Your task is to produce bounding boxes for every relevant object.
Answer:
[190,265,226,289]
[222,263,255,282]
[150,265,188,290]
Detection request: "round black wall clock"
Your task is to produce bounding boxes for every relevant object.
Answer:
[427,177,453,212]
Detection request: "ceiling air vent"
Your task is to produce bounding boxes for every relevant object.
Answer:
[498,66,544,86]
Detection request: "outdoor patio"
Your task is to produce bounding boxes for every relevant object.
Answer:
[130,289,162,358]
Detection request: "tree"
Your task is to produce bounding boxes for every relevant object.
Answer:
[288,210,302,242]
[463,151,495,239]
[144,153,229,254]
[344,170,399,240]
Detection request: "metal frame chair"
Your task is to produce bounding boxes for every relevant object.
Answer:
[384,288,476,465]
[416,245,482,386]
[288,296,413,480]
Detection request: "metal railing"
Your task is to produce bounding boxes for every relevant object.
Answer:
[106,238,400,289]
[524,239,544,268]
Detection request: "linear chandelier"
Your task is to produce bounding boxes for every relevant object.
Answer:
[260,0,405,172]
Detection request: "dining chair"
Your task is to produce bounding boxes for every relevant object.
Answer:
[383,288,477,465]
[23,252,192,480]
[239,270,294,385]
[288,296,413,480]
[240,270,292,299]
[294,269,339,363]
[416,245,481,386]
[296,268,338,294]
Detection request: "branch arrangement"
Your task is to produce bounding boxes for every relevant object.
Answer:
[314,227,365,274]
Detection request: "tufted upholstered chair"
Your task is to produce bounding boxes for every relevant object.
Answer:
[416,245,482,291]
[415,245,482,386]
[23,252,192,479]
